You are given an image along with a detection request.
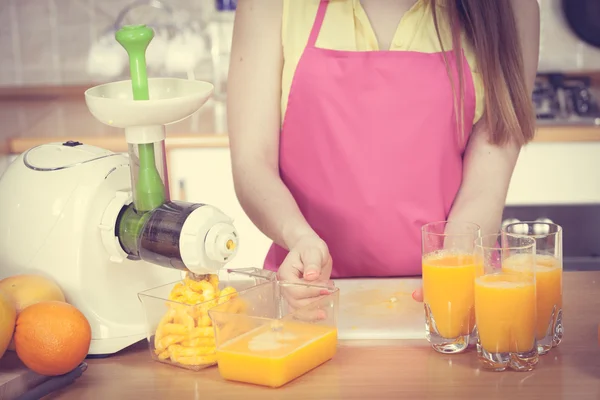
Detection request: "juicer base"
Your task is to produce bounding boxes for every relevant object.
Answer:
[88,333,146,356]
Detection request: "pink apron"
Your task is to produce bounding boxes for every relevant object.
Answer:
[264,0,476,278]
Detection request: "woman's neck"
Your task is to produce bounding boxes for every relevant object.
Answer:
[359,0,419,50]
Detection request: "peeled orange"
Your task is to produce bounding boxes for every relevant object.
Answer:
[0,289,16,359]
[14,301,91,376]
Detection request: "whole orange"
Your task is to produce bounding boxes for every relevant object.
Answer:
[14,301,91,376]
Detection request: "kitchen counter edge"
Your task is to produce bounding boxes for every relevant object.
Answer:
[6,125,600,154]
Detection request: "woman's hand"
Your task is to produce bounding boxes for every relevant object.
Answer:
[277,233,334,310]
[279,233,332,282]
[412,287,423,302]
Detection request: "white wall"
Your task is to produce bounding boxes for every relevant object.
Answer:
[507,142,600,205]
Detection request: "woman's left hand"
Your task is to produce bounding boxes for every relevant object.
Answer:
[412,287,423,302]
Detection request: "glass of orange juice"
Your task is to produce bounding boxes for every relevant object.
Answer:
[474,233,538,372]
[503,221,563,355]
[421,221,481,354]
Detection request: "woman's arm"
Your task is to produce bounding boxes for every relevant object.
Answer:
[447,0,540,235]
[412,0,540,301]
[227,0,316,250]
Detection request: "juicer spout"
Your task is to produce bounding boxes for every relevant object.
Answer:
[117,201,239,275]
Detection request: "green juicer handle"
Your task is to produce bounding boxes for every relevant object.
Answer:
[116,25,166,212]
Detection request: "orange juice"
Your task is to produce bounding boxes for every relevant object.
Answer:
[216,321,337,388]
[422,251,477,338]
[474,273,537,353]
[503,254,563,339]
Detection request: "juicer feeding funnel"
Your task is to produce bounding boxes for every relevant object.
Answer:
[85,77,213,212]
[85,78,213,130]
[84,24,214,212]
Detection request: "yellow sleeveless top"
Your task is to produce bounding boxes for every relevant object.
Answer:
[281,0,485,125]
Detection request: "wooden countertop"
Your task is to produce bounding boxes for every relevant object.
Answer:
[1,92,600,155]
[34,271,599,399]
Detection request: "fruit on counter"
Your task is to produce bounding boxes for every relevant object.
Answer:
[0,274,66,313]
[153,273,243,369]
[14,301,91,376]
[0,274,66,351]
[0,289,16,359]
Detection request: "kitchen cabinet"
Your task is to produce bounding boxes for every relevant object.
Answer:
[506,142,600,205]
[167,147,272,270]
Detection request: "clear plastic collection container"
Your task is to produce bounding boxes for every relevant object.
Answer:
[138,267,276,371]
[208,280,340,388]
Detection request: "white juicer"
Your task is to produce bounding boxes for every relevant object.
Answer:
[0,25,239,356]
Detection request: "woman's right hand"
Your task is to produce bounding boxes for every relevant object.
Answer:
[277,233,334,311]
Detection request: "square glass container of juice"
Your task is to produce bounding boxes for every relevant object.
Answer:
[208,280,340,388]
[138,267,276,371]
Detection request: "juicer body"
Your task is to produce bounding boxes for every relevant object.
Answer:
[0,142,183,355]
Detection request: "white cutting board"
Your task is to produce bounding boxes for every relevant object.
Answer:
[333,278,426,340]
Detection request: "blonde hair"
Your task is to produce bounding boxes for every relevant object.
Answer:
[431,0,535,146]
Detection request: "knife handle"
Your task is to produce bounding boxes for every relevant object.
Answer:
[15,363,87,400]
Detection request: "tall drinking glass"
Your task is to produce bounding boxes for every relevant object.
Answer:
[421,221,481,354]
[474,233,538,372]
[503,221,563,355]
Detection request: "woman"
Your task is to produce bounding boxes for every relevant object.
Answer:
[227,0,540,303]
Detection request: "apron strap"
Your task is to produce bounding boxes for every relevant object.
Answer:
[307,0,329,48]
